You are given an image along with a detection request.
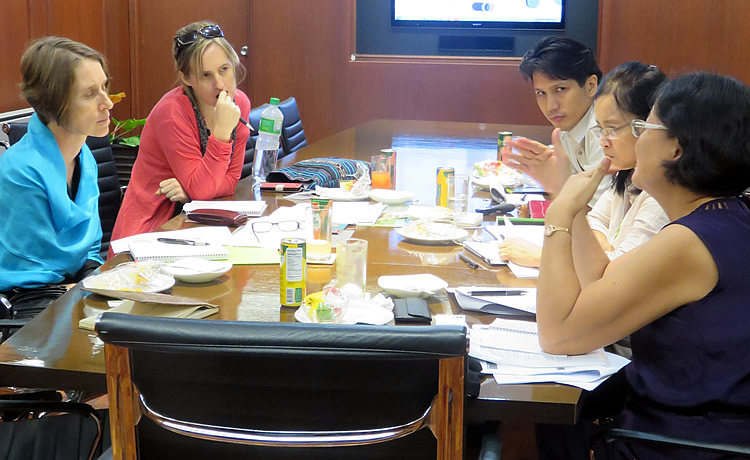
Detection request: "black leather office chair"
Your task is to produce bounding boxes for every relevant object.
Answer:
[96,313,466,459]
[5,123,122,259]
[277,97,308,157]
[6,122,28,146]
[0,399,105,460]
[86,135,121,258]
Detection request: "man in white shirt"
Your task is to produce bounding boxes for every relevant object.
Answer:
[504,37,608,203]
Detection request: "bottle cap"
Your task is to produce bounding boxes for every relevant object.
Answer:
[270,97,280,105]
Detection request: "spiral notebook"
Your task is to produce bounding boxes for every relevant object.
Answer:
[128,240,229,261]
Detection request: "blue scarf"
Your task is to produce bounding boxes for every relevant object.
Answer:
[0,114,102,290]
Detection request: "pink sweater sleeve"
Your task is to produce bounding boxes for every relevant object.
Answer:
[156,91,252,201]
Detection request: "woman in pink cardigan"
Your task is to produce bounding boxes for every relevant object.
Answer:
[111,21,250,253]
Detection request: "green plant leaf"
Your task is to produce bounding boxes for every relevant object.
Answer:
[118,136,141,147]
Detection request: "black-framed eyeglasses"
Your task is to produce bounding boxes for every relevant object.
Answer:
[174,24,224,57]
[591,120,633,141]
[630,119,668,138]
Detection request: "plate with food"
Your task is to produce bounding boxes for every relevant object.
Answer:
[471,159,527,189]
[294,291,393,325]
[396,221,469,245]
[82,261,175,293]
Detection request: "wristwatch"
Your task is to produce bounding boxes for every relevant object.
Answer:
[544,225,570,237]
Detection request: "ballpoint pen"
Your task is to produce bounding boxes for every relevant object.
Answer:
[239,117,255,132]
[458,253,479,270]
[156,238,208,246]
[467,290,529,296]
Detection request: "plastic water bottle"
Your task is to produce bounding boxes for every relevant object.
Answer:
[253,97,284,183]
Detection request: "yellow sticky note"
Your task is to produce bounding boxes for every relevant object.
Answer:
[227,246,280,265]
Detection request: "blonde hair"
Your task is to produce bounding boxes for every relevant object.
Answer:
[173,21,246,106]
[21,36,109,126]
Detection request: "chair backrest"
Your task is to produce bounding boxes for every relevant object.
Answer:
[97,313,466,459]
[0,400,104,460]
[6,123,121,259]
[7,122,28,146]
[277,97,308,157]
[86,135,122,258]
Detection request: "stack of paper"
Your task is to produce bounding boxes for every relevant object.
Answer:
[454,286,536,316]
[110,227,233,255]
[484,218,543,278]
[469,318,630,390]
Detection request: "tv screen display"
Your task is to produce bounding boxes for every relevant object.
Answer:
[392,0,565,29]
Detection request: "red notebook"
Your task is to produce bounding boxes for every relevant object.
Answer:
[528,200,552,219]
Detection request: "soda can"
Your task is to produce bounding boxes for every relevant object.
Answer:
[436,167,455,207]
[280,238,306,307]
[380,148,397,187]
[498,131,512,162]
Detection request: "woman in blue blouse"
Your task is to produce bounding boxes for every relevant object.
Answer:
[0,37,113,300]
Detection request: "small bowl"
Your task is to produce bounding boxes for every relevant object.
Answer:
[162,258,232,283]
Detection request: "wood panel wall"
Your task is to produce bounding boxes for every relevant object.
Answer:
[598,0,750,81]
[127,0,251,118]
[0,0,131,120]
[4,0,750,144]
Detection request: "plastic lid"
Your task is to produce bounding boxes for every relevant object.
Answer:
[270,97,280,105]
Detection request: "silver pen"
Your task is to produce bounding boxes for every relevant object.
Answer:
[156,238,208,246]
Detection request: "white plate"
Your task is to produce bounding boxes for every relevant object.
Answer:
[315,187,370,201]
[368,189,415,205]
[396,222,469,244]
[82,271,175,293]
[162,258,233,283]
[294,305,393,325]
[378,274,448,298]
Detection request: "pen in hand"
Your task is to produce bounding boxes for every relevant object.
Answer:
[239,117,255,132]
[156,238,208,246]
[459,253,479,270]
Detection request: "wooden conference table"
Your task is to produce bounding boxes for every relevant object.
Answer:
[0,119,582,425]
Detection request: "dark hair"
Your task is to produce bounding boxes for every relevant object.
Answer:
[655,72,750,197]
[595,62,667,195]
[519,36,602,87]
[21,36,109,126]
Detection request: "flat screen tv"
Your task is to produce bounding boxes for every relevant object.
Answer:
[392,0,565,30]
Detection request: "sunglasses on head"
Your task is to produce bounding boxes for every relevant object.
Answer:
[174,24,224,57]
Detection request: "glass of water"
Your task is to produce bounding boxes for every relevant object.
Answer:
[447,174,470,213]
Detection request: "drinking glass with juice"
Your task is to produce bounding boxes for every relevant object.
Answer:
[371,155,392,189]
[307,199,332,262]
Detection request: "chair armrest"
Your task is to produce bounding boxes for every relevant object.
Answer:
[605,428,750,457]
[139,391,436,448]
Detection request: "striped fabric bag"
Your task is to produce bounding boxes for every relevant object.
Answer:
[266,158,370,190]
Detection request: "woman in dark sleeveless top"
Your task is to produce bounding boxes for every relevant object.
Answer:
[536,73,750,458]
